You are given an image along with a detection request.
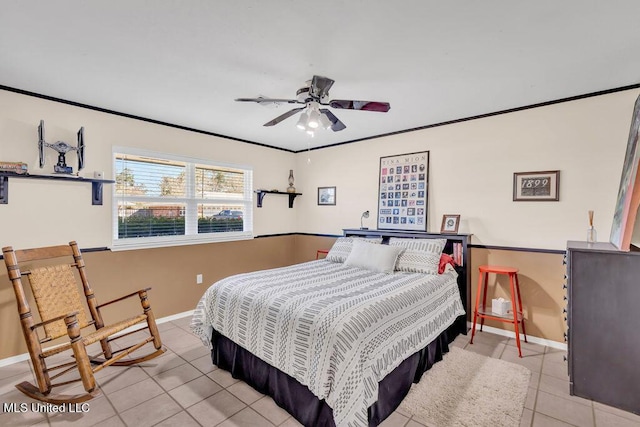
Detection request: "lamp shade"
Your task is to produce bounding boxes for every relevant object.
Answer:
[296,111,309,130]
[307,108,320,129]
[319,112,332,129]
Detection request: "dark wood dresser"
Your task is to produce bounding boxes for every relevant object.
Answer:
[566,241,640,415]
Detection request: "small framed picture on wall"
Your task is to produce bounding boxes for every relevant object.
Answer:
[440,214,460,233]
[318,187,336,205]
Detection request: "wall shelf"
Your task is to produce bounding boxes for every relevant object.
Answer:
[255,190,302,208]
[0,173,115,205]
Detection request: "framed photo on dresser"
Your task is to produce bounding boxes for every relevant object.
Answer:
[377,151,429,231]
[440,214,460,233]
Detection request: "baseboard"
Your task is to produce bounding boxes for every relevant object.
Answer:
[476,325,567,351]
[0,310,195,368]
[0,353,30,369]
[0,312,566,367]
[155,310,194,324]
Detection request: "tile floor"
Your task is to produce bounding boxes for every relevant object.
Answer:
[1,317,639,427]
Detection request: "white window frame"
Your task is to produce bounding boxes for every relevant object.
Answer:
[112,146,253,251]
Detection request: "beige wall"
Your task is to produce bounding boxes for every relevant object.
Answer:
[289,89,638,346]
[291,234,339,264]
[0,235,298,360]
[291,235,567,343]
[0,89,297,249]
[470,248,565,343]
[294,89,640,250]
[0,234,565,360]
[2,86,638,361]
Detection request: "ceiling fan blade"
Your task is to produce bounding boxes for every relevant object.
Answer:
[320,109,346,132]
[328,100,391,112]
[236,97,300,104]
[310,75,335,99]
[263,107,305,127]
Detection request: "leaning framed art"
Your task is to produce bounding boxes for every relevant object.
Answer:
[377,151,429,231]
[610,94,640,250]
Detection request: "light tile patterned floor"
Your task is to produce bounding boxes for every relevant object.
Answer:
[0,317,639,427]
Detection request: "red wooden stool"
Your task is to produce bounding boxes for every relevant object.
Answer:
[316,249,329,260]
[470,265,527,357]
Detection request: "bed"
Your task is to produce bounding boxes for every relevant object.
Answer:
[191,231,469,427]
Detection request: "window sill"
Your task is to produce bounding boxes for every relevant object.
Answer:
[110,232,253,251]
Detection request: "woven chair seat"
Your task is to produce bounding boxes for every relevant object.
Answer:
[40,314,149,358]
[83,314,148,346]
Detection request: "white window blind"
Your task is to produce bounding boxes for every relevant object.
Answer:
[112,147,253,250]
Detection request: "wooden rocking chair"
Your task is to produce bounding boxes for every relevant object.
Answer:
[2,241,165,404]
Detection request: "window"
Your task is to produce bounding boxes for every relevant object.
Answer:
[112,147,253,250]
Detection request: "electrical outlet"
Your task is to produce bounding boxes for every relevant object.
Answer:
[196,274,203,284]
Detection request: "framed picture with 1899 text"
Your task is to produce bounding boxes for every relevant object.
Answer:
[377,151,429,231]
[513,170,560,201]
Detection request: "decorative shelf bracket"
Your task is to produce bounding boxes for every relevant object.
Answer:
[0,176,8,204]
[255,190,302,208]
[0,174,115,205]
[92,182,105,205]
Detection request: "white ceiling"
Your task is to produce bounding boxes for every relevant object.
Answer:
[2,1,640,152]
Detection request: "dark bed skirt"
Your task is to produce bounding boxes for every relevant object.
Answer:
[210,321,461,427]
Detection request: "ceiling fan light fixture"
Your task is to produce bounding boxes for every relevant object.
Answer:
[319,112,332,129]
[296,112,309,130]
[307,117,319,129]
[237,75,389,135]
[296,85,310,103]
[307,102,321,129]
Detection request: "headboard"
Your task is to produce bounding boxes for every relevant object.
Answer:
[342,228,472,335]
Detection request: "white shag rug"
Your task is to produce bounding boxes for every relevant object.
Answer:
[399,346,530,427]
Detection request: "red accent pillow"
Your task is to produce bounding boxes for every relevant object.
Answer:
[439,253,456,274]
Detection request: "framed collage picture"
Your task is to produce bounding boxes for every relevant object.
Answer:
[377,151,429,231]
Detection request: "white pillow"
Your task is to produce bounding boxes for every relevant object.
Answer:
[344,240,402,273]
[326,236,383,263]
[388,237,446,274]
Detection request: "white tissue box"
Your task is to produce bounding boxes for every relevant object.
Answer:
[491,298,511,315]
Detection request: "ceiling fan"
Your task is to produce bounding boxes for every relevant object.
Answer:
[235,75,390,134]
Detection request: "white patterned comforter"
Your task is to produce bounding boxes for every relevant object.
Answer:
[191,260,464,427]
